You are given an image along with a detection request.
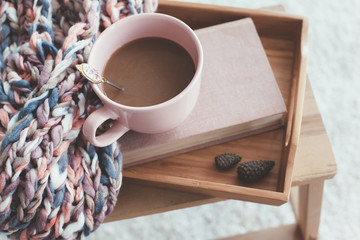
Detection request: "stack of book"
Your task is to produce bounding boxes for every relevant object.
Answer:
[118,18,287,167]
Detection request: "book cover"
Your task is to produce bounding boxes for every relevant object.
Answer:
[119,18,287,167]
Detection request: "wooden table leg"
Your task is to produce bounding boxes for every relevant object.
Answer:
[290,181,325,240]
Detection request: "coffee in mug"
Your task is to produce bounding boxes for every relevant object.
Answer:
[102,37,195,107]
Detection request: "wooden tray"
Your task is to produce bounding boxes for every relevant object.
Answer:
[121,0,308,205]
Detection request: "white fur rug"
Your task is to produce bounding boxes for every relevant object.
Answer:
[87,1,360,239]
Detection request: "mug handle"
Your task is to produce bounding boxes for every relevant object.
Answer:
[82,107,129,147]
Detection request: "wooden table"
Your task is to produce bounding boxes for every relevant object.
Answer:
[105,82,336,240]
[104,3,337,240]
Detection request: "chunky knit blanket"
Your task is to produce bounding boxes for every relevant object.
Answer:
[0,0,157,239]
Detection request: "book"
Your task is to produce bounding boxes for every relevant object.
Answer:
[119,18,287,167]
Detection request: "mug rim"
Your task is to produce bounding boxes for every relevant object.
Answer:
[88,13,203,112]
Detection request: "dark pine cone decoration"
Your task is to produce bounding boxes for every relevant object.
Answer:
[237,160,275,182]
[215,153,242,170]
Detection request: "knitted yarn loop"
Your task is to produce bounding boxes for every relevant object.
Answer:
[0,0,157,239]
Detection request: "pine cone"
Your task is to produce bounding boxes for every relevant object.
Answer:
[215,153,242,170]
[237,160,275,182]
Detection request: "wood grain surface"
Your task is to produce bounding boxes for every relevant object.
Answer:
[121,0,308,205]
[105,1,336,222]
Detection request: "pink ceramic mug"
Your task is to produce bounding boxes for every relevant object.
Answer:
[83,13,203,147]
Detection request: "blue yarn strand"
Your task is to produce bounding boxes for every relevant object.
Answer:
[127,2,137,14]
[48,88,59,109]
[58,153,69,173]
[100,154,118,179]
[37,41,58,62]
[53,187,66,208]
[18,92,49,120]
[12,80,32,89]
[1,114,34,150]
[100,174,110,184]
[38,0,50,18]
[94,188,105,214]
[0,82,9,102]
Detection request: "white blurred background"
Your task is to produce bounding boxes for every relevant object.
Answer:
[88,1,360,239]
